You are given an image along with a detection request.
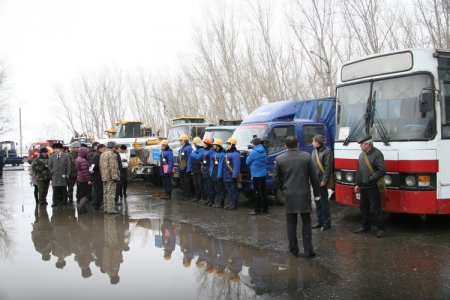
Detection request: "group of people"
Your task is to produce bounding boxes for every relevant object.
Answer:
[158,134,243,210]
[158,134,272,214]
[273,133,386,258]
[29,130,386,259]
[30,141,130,214]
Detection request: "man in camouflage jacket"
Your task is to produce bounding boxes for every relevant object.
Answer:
[32,148,52,205]
[100,142,120,214]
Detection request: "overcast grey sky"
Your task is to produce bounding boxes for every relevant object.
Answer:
[0,0,213,146]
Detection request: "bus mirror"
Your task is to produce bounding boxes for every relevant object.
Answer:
[419,92,433,114]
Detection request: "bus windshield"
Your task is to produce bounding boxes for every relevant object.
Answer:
[336,74,435,142]
[232,124,268,150]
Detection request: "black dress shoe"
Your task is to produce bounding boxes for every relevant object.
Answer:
[312,223,323,229]
[298,252,316,258]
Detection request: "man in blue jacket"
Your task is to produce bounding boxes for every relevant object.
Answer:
[160,140,174,200]
[210,138,225,208]
[178,134,192,201]
[199,137,215,206]
[246,138,268,215]
[188,137,204,202]
[223,137,240,210]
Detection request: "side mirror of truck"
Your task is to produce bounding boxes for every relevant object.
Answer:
[419,92,433,115]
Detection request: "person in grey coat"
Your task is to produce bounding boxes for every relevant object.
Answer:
[48,143,71,207]
[273,136,320,258]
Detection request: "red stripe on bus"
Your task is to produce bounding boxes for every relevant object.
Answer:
[335,184,450,214]
[334,158,438,172]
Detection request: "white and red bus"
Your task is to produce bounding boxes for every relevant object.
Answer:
[334,48,450,214]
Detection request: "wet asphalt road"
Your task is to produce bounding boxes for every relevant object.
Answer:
[1,167,450,299]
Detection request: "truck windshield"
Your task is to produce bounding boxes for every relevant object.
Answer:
[336,74,435,142]
[232,124,268,149]
[167,126,189,143]
[115,123,142,138]
[203,130,233,142]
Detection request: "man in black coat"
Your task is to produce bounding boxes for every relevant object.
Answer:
[310,134,334,230]
[273,136,320,258]
[0,150,4,177]
[354,135,386,237]
[92,144,105,210]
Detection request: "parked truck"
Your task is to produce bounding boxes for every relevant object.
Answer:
[0,141,24,166]
[231,97,336,201]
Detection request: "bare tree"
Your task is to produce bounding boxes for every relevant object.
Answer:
[415,0,450,48]
[54,85,77,134]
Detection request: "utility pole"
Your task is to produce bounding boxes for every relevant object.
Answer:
[310,50,331,97]
[19,106,22,157]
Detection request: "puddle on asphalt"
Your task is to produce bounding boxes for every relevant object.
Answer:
[0,204,339,299]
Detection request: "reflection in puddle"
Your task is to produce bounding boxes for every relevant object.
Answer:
[29,205,339,297]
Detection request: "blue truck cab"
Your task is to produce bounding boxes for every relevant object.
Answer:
[231,98,335,200]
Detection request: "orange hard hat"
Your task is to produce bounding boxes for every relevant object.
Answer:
[203,137,213,145]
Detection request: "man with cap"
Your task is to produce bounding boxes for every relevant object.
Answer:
[188,137,205,202]
[354,135,386,237]
[246,137,268,215]
[31,147,52,205]
[178,134,193,201]
[68,141,81,203]
[100,141,120,214]
[48,142,71,207]
[310,134,334,230]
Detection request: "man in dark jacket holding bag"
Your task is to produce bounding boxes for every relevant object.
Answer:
[310,134,334,231]
[274,136,320,258]
[354,135,386,238]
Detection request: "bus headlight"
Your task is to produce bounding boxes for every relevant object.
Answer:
[345,172,354,182]
[384,175,392,186]
[335,171,342,181]
[418,175,430,187]
[405,175,416,187]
